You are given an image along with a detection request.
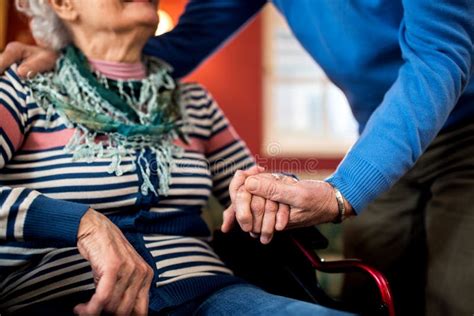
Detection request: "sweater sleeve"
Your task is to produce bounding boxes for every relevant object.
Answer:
[326,0,474,213]
[144,0,267,78]
[0,67,89,245]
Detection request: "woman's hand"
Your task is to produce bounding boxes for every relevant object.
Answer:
[222,167,291,244]
[0,42,58,77]
[74,209,153,316]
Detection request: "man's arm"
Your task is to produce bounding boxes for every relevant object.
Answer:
[238,0,473,227]
[327,0,474,213]
[144,0,267,78]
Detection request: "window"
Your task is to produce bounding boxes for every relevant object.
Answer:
[262,6,358,157]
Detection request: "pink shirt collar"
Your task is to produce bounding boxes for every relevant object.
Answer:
[88,58,147,81]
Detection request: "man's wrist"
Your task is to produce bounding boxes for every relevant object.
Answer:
[326,182,354,223]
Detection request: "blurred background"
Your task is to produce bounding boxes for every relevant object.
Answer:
[1,0,360,297]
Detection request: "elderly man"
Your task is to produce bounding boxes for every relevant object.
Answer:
[2,1,473,315]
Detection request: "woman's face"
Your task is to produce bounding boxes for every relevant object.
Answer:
[69,0,160,39]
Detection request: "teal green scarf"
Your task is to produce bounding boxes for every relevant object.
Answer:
[26,45,188,196]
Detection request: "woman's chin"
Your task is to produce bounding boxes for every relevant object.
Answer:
[123,0,158,18]
[142,18,160,33]
[123,0,155,3]
[123,0,157,7]
[124,10,159,30]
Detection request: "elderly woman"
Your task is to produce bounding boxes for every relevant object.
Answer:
[0,0,355,315]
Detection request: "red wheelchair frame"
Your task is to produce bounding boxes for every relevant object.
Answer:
[292,236,395,316]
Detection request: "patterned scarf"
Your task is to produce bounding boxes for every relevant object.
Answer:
[26,45,188,196]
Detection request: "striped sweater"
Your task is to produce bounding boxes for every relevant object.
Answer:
[0,65,254,313]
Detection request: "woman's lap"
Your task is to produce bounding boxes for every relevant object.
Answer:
[2,235,356,316]
[6,278,356,316]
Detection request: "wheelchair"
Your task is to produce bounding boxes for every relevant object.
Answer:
[212,227,395,316]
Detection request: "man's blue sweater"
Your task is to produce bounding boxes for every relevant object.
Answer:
[145,0,474,213]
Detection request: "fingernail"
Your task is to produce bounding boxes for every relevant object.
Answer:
[260,236,269,244]
[246,178,258,192]
[26,70,35,79]
[18,66,32,79]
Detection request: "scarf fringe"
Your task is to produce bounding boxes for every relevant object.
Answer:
[27,52,187,196]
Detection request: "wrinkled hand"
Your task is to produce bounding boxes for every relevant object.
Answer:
[222,167,290,244]
[241,174,355,230]
[0,42,58,77]
[74,209,153,316]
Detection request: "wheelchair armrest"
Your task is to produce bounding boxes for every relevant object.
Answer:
[290,236,396,316]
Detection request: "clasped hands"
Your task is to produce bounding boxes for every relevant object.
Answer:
[221,166,354,244]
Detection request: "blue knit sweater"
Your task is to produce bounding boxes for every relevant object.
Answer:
[144,0,474,213]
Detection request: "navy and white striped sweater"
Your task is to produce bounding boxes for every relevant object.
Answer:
[0,65,255,313]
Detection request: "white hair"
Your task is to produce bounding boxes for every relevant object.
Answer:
[16,0,72,50]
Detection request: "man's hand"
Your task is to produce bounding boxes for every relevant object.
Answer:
[241,174,355,230]
[222,167,290,244]
[0,42,58,77]
[74,209,153,316]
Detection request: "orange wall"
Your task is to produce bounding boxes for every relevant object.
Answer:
[162,1,263,155]
[160,2,341,170]
[7,5,35,44]
[153,2,342,170]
